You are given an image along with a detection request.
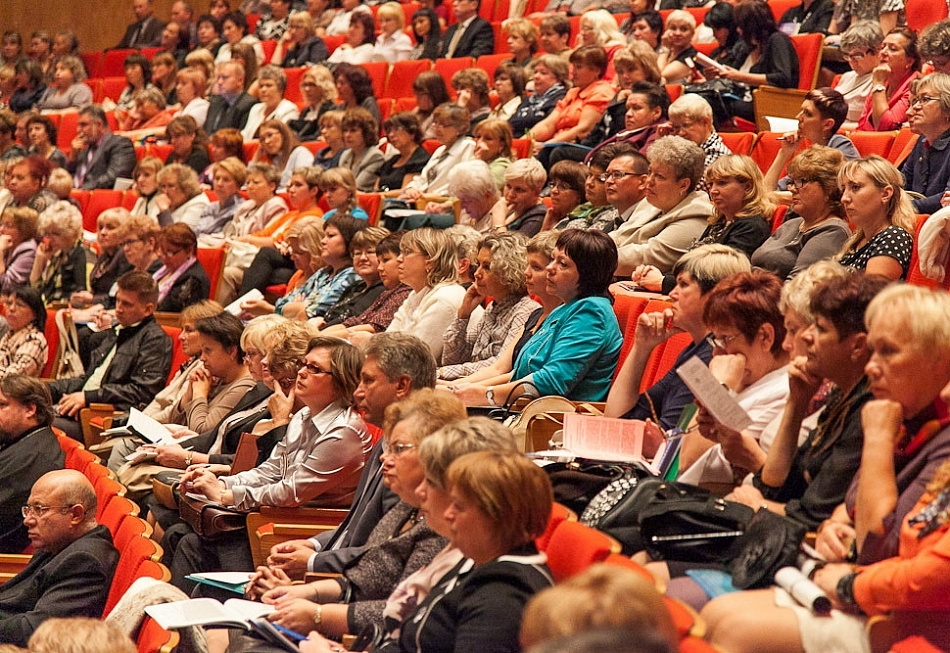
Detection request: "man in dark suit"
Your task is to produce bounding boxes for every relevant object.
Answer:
[260,332,438,578]
[203,61,260,134]
[66,106,136,190]
[0,376,66,555]
[49,271,173,442]
[0,470,119,646]
[116,0,166,48]
[439,0,494,59]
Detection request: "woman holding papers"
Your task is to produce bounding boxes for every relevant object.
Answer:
[701,283,950,653]
[674,270,790,492]
[605,244,751,430]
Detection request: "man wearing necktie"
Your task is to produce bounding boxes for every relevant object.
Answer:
[116,0,166,48]
[203,61,260,134]
[440,0,494,59]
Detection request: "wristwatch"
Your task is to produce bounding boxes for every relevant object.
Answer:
[872,84,887,94]
[836,571,864,613]
[486,387,496,406]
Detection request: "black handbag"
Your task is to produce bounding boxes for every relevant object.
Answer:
[544,458,644,515]
[729,509,807,589]
[638,482,754,563]
[579,470,658,554]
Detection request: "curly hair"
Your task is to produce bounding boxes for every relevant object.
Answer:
[475,232,529,296]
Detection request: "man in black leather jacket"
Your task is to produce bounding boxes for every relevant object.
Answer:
[49,271,173,441]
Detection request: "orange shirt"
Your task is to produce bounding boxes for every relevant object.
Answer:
[553,79,615,136]
[251,206,324,244]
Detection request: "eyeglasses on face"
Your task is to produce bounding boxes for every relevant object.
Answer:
[597,170,646,182]
[384,441,416,456]
[297,360,332,376]
[909,95,941,108]
[21,504,74,519]
[706,332,743,349]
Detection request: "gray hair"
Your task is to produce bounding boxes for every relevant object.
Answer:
[646,135,706,191]
[363,332,437,389]
[504,158,547,193]
[840,20,884,53]
[257,64,288,93]
[533,54,569,84]
[670,94,713,123]
[865,283,950,355]
[448,160,498,202]
[38,201,83,243]
[418,416,518,489]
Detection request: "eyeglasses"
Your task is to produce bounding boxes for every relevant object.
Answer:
[21,504,74,519]
[120,238,141,248]
[910,95,941,108]
[384,442,416,456]
[297,360,332,376]
[669,121,694,132]
[597,171,647,182]
[842,49,873,62]
[786,178,815,190]
[706,333,743,349]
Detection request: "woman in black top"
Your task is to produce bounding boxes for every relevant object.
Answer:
[693,154,773,257]
[713,0,800,123]
[164,115,211,176]
[409,8,442,61]
[377,112,430,192]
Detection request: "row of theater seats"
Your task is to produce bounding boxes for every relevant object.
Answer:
[0,434,179,652]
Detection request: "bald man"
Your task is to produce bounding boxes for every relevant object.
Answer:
[0,470,119,646]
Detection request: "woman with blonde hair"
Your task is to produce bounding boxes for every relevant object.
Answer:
[173,67,210,129]
[129,156,164,219]
[315,110,346,170]
[320,167,369,221]
[656,10,698,84]
[272,11,329,67]
[288,65,337,141]
[184,48,216,87]
[386,228,465,360]
[503,18,539,68]
[693,154,773,258]
[194,156,247,237]
[752,146,851,280]
[472,118,514,190]
[489,158,548,236]
[577,9,626,75]
[836,155,914,280]
[621,39,662,85]
[0,206,38,293]
[520,564,678,651]
[373,2,413,63]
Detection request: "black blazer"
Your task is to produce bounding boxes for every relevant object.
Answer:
[0,526,119,646]
[204,92,260,134]
[439,17,494,59]
[157,259,211,313]
[66,132,136,190]
[282,37,329,67]
[116,16,166,48]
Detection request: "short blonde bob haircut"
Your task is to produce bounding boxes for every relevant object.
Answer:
[400,227,458,286]
[865,282,950,355]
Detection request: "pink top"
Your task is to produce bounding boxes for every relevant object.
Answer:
[855,71,919,132]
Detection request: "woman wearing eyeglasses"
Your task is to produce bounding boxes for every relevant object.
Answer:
[898,72,950,214]
[834,22,883,131]
[752,147,851,281]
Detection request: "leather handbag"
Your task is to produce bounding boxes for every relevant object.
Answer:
[179,492,248,540]
[729,509,806,589]
[638,481,754,563]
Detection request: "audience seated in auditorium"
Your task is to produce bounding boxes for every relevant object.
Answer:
[66,106,136,191]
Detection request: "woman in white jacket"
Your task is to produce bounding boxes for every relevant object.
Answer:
[241,66,301,141]
[386,228,466,360]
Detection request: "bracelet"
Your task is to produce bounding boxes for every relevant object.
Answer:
[313,604,322,628]
[184,453,193,466]
[835,572,863,613]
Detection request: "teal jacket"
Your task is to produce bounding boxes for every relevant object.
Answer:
[511,296,621,401]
